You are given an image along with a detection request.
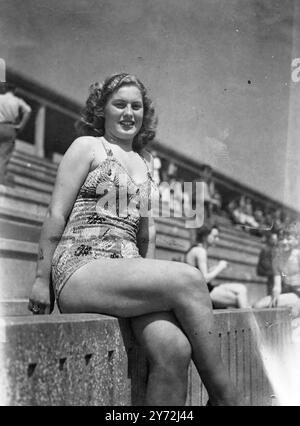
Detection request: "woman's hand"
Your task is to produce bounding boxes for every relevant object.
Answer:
[28,277,54,315]
[218,260,228,271]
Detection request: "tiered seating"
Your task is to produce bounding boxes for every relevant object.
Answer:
[208,215,267,304]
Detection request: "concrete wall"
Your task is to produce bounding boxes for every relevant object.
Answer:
[0,0,299,210]
[0,308,291,406]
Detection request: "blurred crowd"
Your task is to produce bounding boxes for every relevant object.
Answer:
[227,195,293,237]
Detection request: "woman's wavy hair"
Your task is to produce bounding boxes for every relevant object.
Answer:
[76,73,157,152]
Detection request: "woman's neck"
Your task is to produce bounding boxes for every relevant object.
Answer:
[104,132,133,153]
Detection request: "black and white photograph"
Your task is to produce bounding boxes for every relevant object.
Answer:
[0,0,300,408]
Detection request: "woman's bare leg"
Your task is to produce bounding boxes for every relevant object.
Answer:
[211,284,249,309]
[59,258,238,405]
[131,312,191,406]
[254,293,299,316]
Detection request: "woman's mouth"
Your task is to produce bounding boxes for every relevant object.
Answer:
[120,120,135,129]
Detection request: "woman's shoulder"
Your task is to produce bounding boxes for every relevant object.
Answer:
[188,244,206,256]
[69,135,100,150]
[140,149,153,168]
[66,136,104,160]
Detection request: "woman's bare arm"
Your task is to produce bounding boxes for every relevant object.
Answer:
[195,247,226,283]
[29,137,98,311]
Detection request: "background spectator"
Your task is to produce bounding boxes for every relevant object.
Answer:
[254,223,300,317]
[0,83,32,185]
[186,224,250,309]
[256,232,278,295]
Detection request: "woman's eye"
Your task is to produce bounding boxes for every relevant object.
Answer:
[114,103,126,109]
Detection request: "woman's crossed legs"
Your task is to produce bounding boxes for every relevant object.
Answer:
[58,258,239,405]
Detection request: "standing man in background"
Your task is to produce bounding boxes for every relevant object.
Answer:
[0,83,32,184]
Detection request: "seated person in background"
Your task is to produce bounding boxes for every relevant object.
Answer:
[256,232,278,296]
[227,196,258,229]
[254,224,300,317]
[227,199,239,224]
[273,208,284,234]
[185,224,250,309]
[238,196,259,229]
[264,210,274,228]
[253,208,265,227]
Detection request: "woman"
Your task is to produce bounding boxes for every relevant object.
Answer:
[254,224,300,317]
[186,224,250,309]
[28,73,238,406]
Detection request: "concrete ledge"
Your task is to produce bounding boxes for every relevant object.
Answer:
[10,155,58,177]
[0,308,291,406]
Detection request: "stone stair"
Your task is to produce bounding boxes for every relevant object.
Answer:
[0,141,268,315]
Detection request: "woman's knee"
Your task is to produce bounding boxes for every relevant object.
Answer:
[148,331,192,372]
[171,264,209,302]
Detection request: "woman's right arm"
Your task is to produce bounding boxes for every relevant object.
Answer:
[28,137,96,314]
[196,248,227,283]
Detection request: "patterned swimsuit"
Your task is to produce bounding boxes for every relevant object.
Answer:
[51,137,158,300]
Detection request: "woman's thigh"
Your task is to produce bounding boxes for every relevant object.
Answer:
[210,285,238,308]
[58,258,203,317]
[277,293,299,307]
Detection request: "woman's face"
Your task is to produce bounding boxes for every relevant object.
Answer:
[104,84,144,141]
[207,228,219,246]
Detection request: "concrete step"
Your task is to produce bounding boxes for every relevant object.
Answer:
[8,174,54,195]
[156,234,190,252]
[0,185,49,217]
[208,246,259,267]
[0,218,41,242]
[7,163,56,186]
[155,219,192,239]
[0,299,60,316]
[13,149,58,171]
[0,207,43,227]
[215,239,261,256]
[212,262,266,284]
[218,222,262,242]
[219,229,263,249]
[10,155,58,178]
[0,238,37,299]
[0,299,30,316]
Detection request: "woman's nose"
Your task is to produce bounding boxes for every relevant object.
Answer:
[123,104,133,117]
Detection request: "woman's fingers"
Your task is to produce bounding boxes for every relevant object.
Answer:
[28,299,49,315]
